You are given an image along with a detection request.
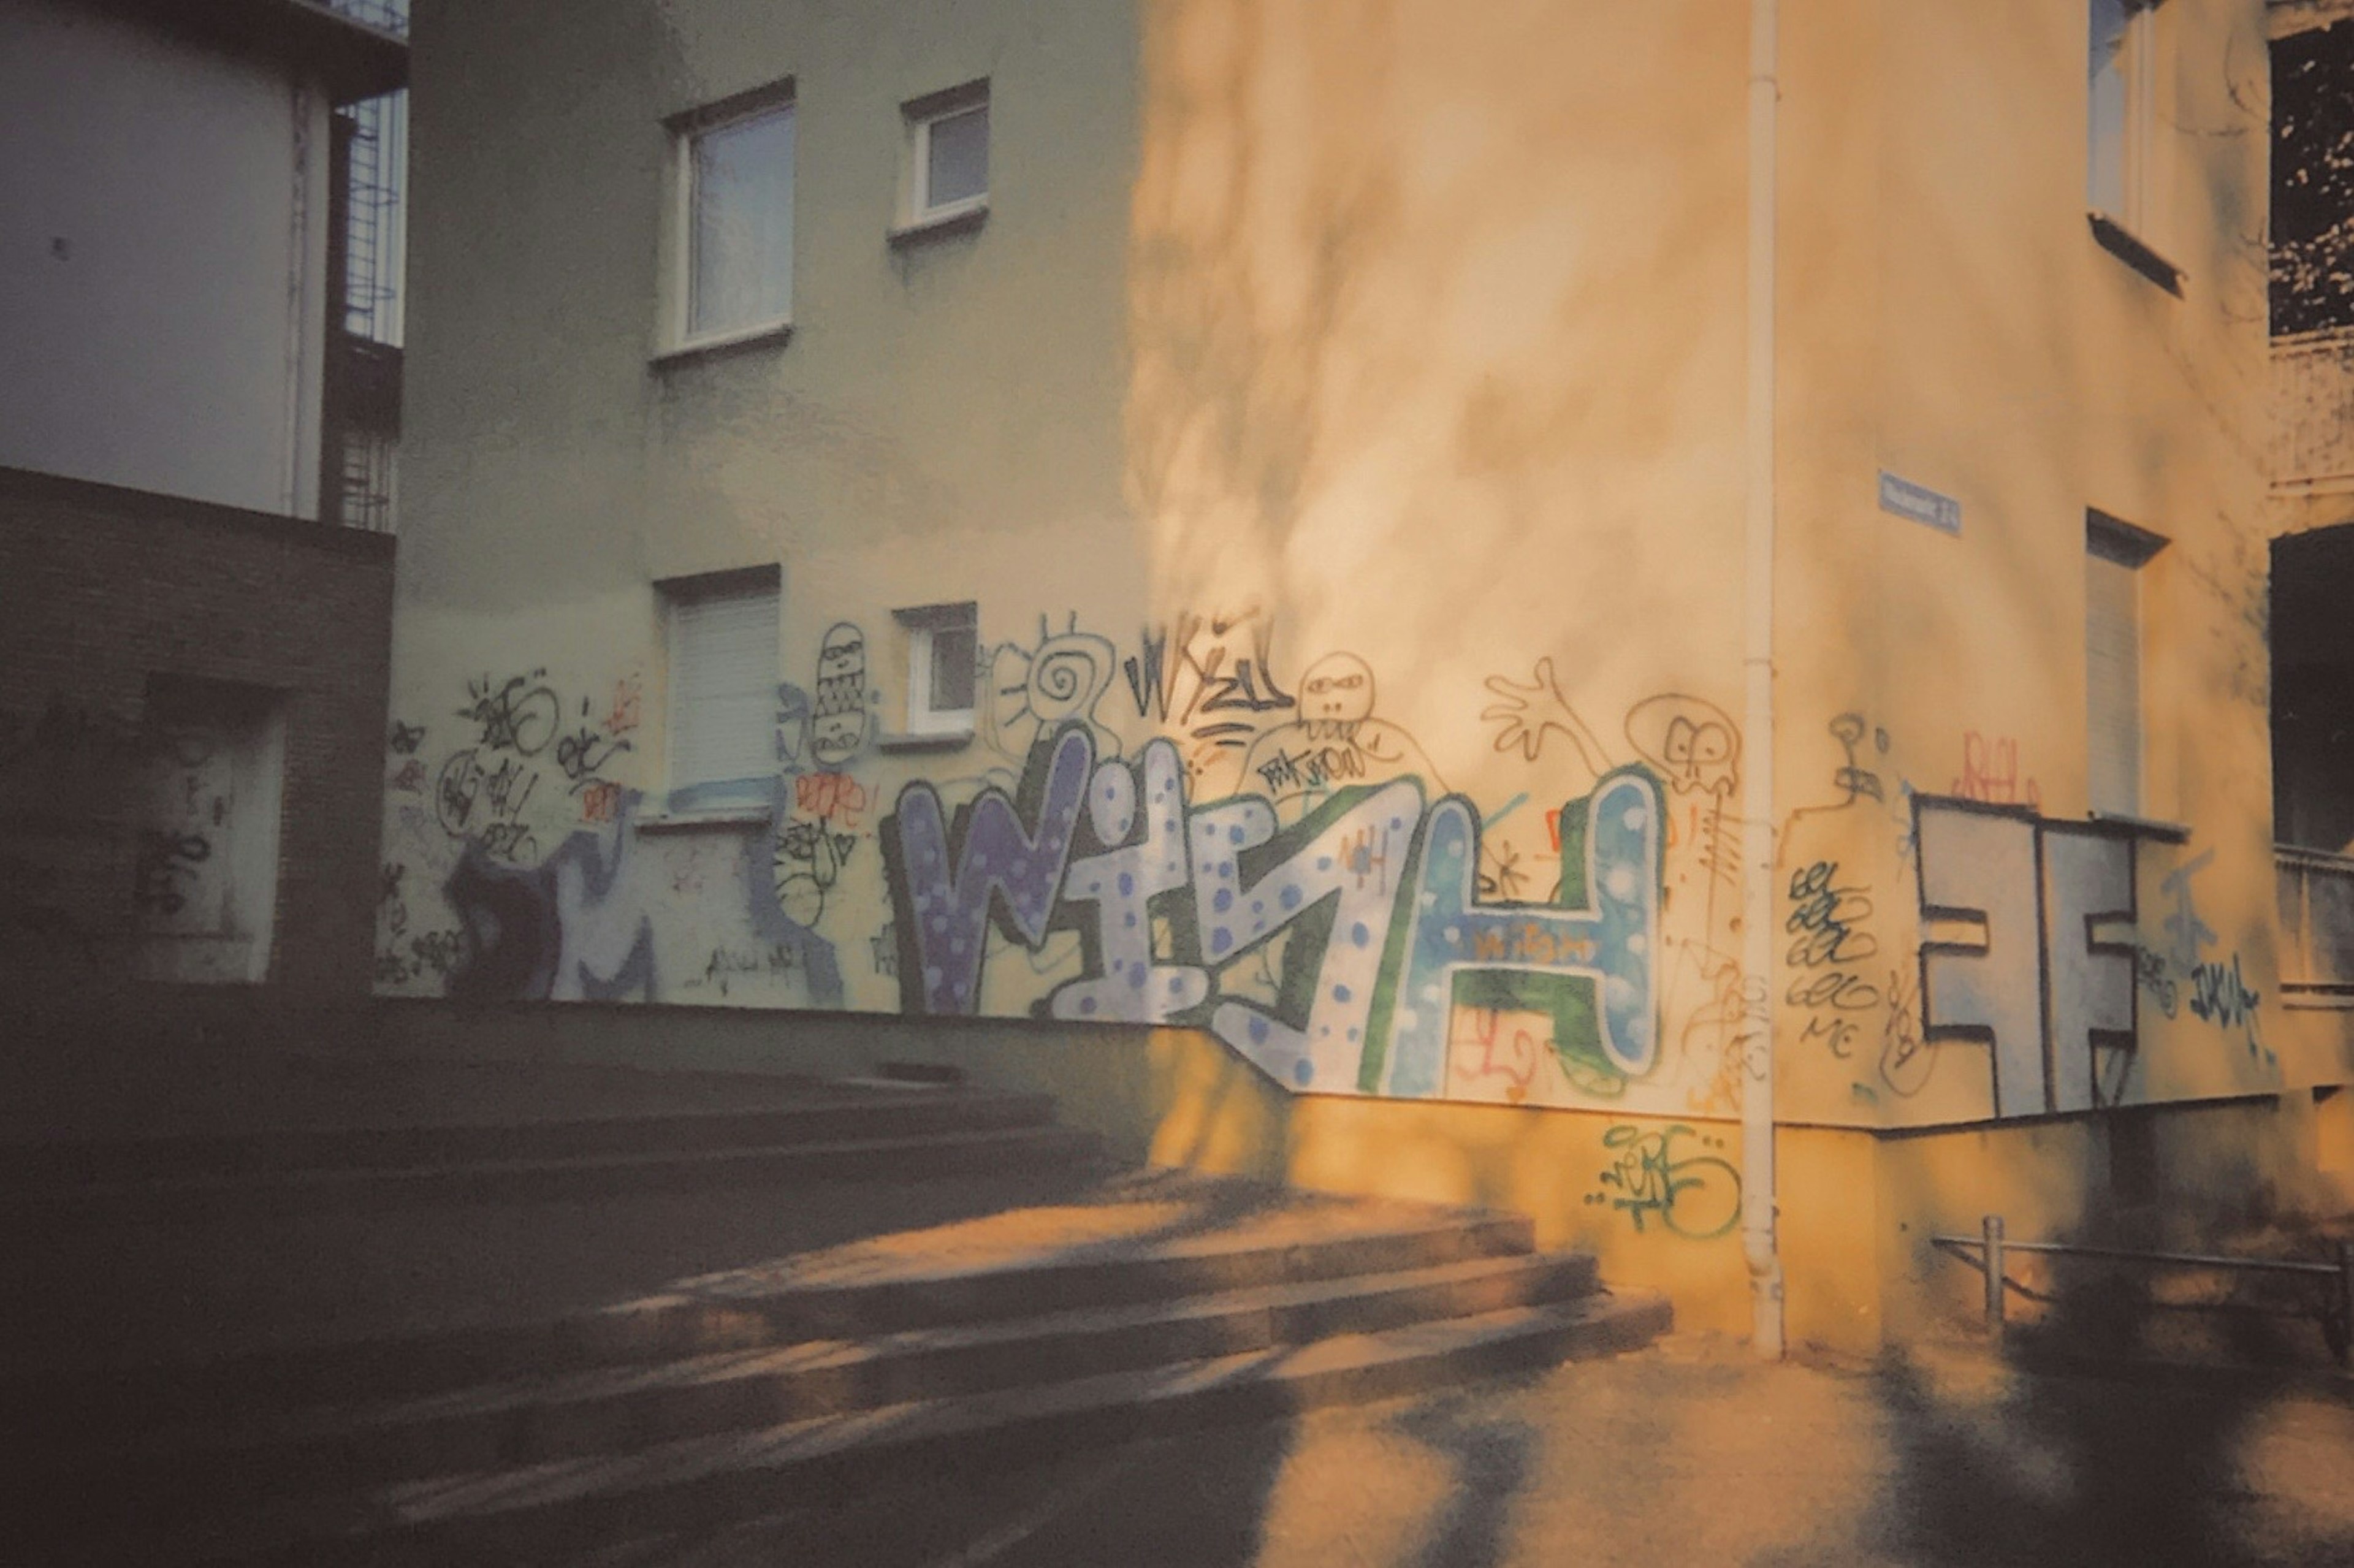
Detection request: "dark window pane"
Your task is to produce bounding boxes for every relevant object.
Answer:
[926,104,988,209]
[931,625,977,712]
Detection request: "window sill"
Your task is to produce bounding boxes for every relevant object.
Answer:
[2087,213,2184,297]
[2283,983,2354,1012]
[652,318,793,368]
[636,805,775,832]
[888,200,988,246]
[2088,809,2192,844]
[638,780,777,830]
[876,727,974,753]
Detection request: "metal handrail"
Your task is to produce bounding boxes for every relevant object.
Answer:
[1934,1214,2354,1366]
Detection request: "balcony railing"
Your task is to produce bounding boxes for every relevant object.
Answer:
[2274,328,2354,490]
[319,0,408,36]
[2277,843,2354,1005]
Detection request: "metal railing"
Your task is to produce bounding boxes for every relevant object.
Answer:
[1935,1214,2354,1367]
[2273,327,2354,489]
[319,0,409,36]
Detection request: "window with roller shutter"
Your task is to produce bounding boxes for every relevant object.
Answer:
[663,569,781,799]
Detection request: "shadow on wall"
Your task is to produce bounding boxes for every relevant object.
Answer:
[1122,0,1747,657]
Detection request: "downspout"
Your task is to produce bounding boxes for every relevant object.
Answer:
[1741,0,1785,1359]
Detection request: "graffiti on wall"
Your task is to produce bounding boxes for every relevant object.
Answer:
[374,615,2285,1147]
[1950,731,2040,810]
[985,615,1121,763]
[380,663,846,1012]
[809,624,871,769]
[1228,652,1447,823]
[379,626,1724,1123]
[1584,1122,1742,1239]
[1121,607,1297,790]
[0,699,256,965]
[881,726,1663,1100]
[2158,849,2271,1064]
[1914,798,2140,1117]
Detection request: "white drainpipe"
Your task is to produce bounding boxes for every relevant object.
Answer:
[1742,0,1786,1360]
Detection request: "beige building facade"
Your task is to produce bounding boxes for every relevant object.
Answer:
[379,0,2344,1352]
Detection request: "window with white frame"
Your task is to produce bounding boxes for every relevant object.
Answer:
[901,82,989,229]
[2087,513,2164,817]
[663,569,780,797]
[2087,0,2157,232]
[668,88,794,349]
[895,602,978,737]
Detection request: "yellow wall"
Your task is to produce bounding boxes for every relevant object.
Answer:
[1770,0,2284,1133]
[382,0,2327,1350]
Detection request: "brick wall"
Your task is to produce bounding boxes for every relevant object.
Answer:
[0,465,394,1053]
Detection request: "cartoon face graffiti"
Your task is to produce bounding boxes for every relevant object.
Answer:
[1297,653,1376,727]
[1625,694,1739,797]
[810,623,869,768]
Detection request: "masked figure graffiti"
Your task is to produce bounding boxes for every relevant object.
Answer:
[882,726,1664,1103]
[809,623,870,769]
[1235,653,1445,823]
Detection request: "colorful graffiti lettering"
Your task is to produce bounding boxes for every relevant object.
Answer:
[795,771,869,828]
[1915,800,2135,1117]
[578,780,623,823]
[881,727,1663,1102]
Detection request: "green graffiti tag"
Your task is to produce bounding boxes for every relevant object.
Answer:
[1586,1122,1742,1239]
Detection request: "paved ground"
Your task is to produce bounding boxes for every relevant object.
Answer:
[588,1334,2354,1568]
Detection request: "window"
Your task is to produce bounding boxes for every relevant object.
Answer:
[2087,0,2149,223]
[668,89,794,349]
[896,602,978,737]
[2087,1,2180,289]
[897,82,989,234]
[664,569,781,797]
[2087,514,2163,816]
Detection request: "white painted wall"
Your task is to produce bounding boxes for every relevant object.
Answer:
[0,0,329,517]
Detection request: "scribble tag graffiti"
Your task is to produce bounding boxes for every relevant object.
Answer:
[1586,1123,1741,1239]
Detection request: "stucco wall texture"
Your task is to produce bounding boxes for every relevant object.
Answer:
[376,0,2342,1345]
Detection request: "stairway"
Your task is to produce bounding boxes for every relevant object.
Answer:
[3,1076,1668,1564]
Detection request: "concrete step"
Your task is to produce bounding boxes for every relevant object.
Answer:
[0,1087,1060,1187]
[16,1186,1536,1431]
[110,1292,1674,1566]
[4,1122,1104,1227]
[46,1251,1604,1509]
[2,1161,1119,1411]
